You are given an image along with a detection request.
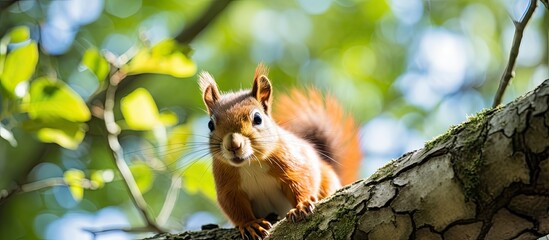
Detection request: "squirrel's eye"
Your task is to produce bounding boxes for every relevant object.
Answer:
[208,120,215,131]
[253,112,262,125]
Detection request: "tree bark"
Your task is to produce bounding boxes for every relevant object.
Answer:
[146,79,549,240]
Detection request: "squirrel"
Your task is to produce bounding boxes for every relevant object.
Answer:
[198,64,362,239]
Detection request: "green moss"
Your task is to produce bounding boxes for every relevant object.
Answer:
[369,159,397,181]
[424,107,498,151]
[453,144,483,202]
[331,211,358,240]
[449,107,499,203]
[424,124,462,150]
[422,107,501,202]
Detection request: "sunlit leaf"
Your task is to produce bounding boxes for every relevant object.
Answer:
[8,26,30,43]
[25,77,91,122]
[181,161,216,202]
[0,123,17,147]
[90,169,114,188]
[163,124,191,167]
[64,169,85,202]
[23,118,87,149]
[1,42,38,96]
[90,170,105,188]
[121,88,161,130]
[81,48,109,82]
[37,128,84,150]
[129,162,154,194]
[159,111,178,127]
[123,39,196,78]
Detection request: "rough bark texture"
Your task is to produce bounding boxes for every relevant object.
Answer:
[146,79,549,240]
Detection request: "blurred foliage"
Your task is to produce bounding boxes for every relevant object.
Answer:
[0,0,547,239]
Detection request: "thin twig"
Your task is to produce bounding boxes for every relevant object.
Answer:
[492,0,538,107]
[104,70,164,233]
[156,175,182,226]
[82,226,155,236]
[21,177,96,191]
[175,0,234,43]
[0,177,97,205]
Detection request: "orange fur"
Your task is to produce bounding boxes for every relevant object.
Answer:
[198,64,363,240]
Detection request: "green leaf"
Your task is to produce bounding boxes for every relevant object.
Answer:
[163,124,191,167]
[23,118,87,149]
[90,169,114,188]
[8,26,30,43]
[123,39,196,78]
[159,111,178,127]
[81,48,109,82]
[25,77,91,122]
[1,42,38,96]
[121,88,161,130]
[63,169,85,202]
[129,162,154,194]
[181,161,216,202]
[90,171,105,188]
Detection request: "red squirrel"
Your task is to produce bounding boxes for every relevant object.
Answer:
[198,64,362,239]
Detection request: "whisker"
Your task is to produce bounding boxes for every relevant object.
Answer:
[250,133,344,168]
[166,148,212,168]
[169,150,216,175]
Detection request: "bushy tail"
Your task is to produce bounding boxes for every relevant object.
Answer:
[273,89,362,185]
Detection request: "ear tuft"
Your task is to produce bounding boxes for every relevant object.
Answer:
[254,63,269,81]
[251,64,273,114]
[198,71,215,93]
[198,71,220,114]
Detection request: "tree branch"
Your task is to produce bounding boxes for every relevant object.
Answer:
[174,0,234,44]
[492,0,537,107]
[103,70,164,233]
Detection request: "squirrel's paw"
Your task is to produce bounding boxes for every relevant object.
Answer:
[238,218,272,240]
[286,200,315,222]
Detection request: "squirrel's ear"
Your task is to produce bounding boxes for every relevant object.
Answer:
[251,64,272,114]
[199,71,220,114]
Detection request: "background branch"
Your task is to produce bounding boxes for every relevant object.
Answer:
[1,177,97,205]
[492,0,537,107]
[156,175,182,226]
[83,226,156,239]
[103,70,164,233]
[0,0,18,12]
[175,0,234,44]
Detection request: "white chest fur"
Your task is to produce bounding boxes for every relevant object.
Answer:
[238,163,293,218]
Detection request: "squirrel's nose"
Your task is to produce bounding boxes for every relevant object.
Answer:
[228,133,243,152]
